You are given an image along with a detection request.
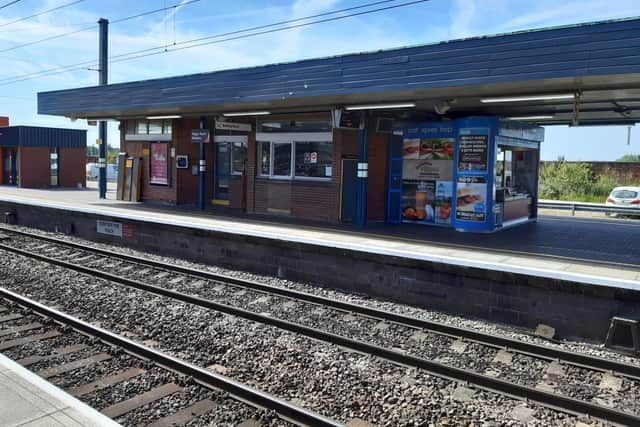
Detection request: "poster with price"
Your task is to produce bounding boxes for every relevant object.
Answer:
[455,176,487,222]
[457,133,488,172]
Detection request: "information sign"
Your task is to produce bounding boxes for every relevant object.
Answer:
[457,133,488,172]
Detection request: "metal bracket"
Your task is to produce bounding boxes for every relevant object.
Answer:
[572,90,582,126]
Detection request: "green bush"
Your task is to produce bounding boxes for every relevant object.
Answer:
[539,161,635,202]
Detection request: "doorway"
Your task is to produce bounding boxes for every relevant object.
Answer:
[214,142,231,204]
[213,135,248,207]
[340,158,358,222]
[2,148,17,185]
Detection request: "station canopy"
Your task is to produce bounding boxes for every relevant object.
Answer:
[38,17,640,126]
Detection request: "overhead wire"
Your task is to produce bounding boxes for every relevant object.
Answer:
[0,0,429,86]
[0,0,402,83]
[0,0,21,11]
[0,0,201,53]
[0,0,86,28]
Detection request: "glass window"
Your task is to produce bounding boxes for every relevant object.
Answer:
[612,190,638,198]
[258,141,271,176]
[136,120,148,134]
[148,120,163,135]
[273,143,292,176]
[163,120,172,135]
[126,120,136,134]
[295,141,332,178]
[232,142,247,174]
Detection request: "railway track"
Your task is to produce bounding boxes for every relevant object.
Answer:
[1,227,639,425]
[0,287,341,426]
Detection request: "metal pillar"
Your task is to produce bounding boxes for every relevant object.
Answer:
[199,116,206,210]
[98,18,109,199]
[355,114,368,227]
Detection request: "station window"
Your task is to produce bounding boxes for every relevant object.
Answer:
[126,119,172,137]
[257,133,333,180]
[294,141,332,178]
[231,141,247,175]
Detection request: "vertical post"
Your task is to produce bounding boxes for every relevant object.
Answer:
[98,18,109,199]
[356,112,368,227]
[199,116,206,210]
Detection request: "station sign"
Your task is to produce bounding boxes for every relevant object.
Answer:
[214,121,251,132]
[191,129,210,144]
[96,220,122,237]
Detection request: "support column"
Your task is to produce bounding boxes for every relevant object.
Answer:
[355,116,368,227]
[199,116,206,210]
[98,18,108,199]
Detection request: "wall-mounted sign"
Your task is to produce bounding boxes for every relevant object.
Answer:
[457,131,488,172]
[191,129,210,144]
[214,121,251,132]
[96,220,122,237]
[455,176,487,222]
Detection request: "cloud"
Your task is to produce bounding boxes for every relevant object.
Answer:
[449,0,477,38]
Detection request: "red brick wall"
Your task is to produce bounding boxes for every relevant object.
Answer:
[18,146,49,188]
[59,147,86,188]
[541,161,640,181]
[175,119,215,205]
[121,125,177,203]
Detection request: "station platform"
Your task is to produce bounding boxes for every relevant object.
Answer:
[0,185,637,290]
[0,353,119,427]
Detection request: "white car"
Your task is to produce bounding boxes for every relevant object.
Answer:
[606,186,640,214]
[86,163,118,180]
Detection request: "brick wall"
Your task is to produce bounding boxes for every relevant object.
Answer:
[121,125,178,204]
[18,146,49,188]
[541,161,640,181]
[59,147,86,188]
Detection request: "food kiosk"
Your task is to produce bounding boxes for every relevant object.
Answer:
[387,116,543,232]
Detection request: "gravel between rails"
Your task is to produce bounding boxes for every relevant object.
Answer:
[0,309,293,426]
[4,224,637,367]
[6,229,640,415]
[0,250,589,426]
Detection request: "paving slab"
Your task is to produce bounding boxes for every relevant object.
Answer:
[0,353,120,427]
[0,187,637,291]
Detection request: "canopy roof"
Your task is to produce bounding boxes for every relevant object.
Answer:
[38,17,640,126]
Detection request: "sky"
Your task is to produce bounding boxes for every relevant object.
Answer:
[0,0,639,161]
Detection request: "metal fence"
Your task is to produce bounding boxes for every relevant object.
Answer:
[538,200,640,216]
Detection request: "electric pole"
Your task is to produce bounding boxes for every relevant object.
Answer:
[98,18,108,199]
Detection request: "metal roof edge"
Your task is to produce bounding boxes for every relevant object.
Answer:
[37,15,640,97]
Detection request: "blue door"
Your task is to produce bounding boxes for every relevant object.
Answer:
[341,158,358,222]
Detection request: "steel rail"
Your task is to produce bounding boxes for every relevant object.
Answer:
[0,286,343,427]
[1,243,639,425]
[2,228,639,380]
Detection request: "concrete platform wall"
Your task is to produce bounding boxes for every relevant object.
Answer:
[2,200,638,341]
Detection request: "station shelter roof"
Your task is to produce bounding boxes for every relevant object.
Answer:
[37,17,640,126]
[0,126,86,148]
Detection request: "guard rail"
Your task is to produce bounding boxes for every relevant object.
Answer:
[538,200,640,216]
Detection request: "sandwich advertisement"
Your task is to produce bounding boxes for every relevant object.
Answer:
[455,176,487,222]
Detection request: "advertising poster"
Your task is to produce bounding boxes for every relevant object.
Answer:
[150,142,169,185]
[401,124,456,226]
[435,180,453,224]
[402,180,435,223]
[455,176,487,222]
[458,132,489,172]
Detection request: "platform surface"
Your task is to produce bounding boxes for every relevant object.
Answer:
[0,185,638,290]
[0,353,120,427]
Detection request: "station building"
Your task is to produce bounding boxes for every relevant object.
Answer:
[37,18,640,231]
[0,125,87,188]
